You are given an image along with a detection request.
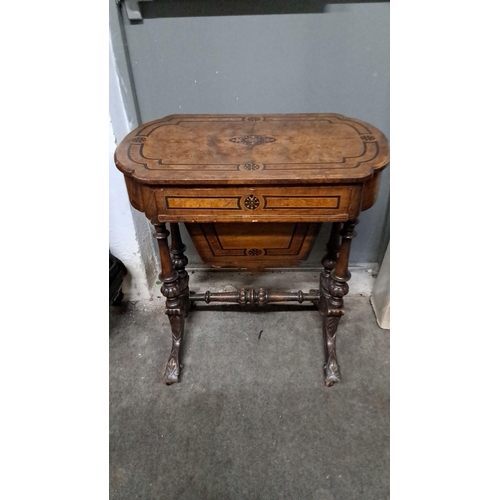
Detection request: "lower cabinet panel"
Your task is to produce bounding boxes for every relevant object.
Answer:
[185,222,321,269]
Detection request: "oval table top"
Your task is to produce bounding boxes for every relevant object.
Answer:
[115,113,389,186]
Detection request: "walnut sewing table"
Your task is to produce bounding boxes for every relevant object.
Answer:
[115,114,389,386]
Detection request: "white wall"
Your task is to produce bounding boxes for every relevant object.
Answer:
[109,37,151,301]
[109,122,151,301]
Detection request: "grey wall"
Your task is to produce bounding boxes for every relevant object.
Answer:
[114,2,389,267]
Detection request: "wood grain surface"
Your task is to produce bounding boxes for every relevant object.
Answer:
[115,113,389,185]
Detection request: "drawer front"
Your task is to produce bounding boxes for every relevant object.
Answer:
[185,222,321,270]
[154,185,362,222]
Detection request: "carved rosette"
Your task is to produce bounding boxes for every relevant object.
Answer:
[229,135,276,147]
[247,248,262,256]
[244,163,260,170]
[359,134,376,141]
[244,194,260,210]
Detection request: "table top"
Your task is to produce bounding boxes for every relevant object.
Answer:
[115,113,389,186]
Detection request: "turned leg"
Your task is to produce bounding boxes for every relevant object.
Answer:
[319,219,358,386]
[319,222,342,385]
[153,222,190,385]
[169,223,191,314]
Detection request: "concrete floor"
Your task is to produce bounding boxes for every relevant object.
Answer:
[110,271,389,500]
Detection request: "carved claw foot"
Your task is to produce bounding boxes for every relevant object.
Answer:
[163,356,180,385]
[163,312,185,385]
[323,314,341,387]
[324,359,341,386]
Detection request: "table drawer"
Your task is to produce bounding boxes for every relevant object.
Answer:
[154,185,362,222]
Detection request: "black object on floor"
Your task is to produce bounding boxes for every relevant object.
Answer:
[109,252,127,306]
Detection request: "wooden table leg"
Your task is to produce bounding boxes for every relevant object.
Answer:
[319,219,358,386]
[169,222,191,314]
[153,222,190,385]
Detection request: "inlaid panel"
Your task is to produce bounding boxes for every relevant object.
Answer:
[154,185,362,223]
[185,222,321,269]
[115,113,389,185]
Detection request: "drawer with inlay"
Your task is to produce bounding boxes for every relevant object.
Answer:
[154,185,362,223]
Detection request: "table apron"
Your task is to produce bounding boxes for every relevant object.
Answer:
[152,185,362,223]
